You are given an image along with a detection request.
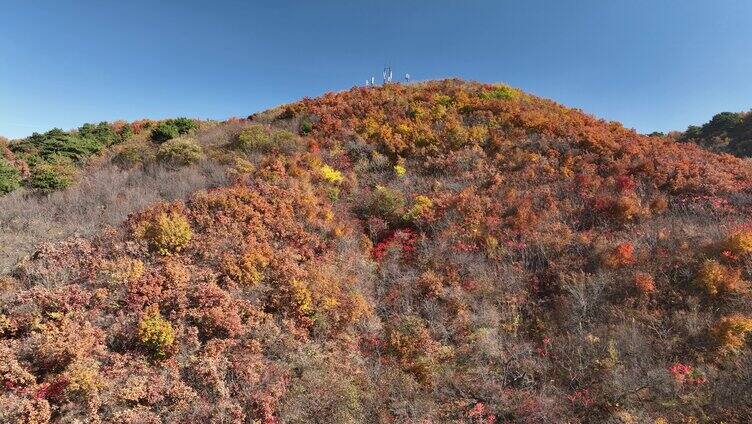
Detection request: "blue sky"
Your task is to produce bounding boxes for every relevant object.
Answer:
[1,0,751,139]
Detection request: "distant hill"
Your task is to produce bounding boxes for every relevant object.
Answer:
[678,110,752,157]
[2,80,752,423]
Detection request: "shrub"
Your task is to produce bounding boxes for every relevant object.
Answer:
[118,123,134,141]
[138,211,193,255]
[696,259,742,296]
[222,251,268,286]
[431,103,447,119]
[78,122,119,146]
[601,242,636,268]
[726,228,752,255]
[403,195,433,222]
[393,163,406,177]
[592,194,645,224]
[634,271,656,294]
[27,318,102,374]
[100,258,145,284]
[277,105,297,119]
[233,125,272,152]
[468,124,489,143]
[149,118,197,143]
[157,137,204,167]
[29,156,77,193]
[613,195,643,223]
[385,315,448,384]
[170,117,197,134]
[481,84,517,100]
[434,94,453,106]
[326,187,340,202]
[63,359,100,399]
[288,278,314,320]
[418,270,443,296]
[373,229,418,261]
[229,157,255,176]
[150,122,179,143]
[0,314,14,337]
[387,315,428,358]
[299,117,313,134]
[112,142,154,167]
[231,126,298,154]
[367,185,405,222]
[270,129,300,153]
[280,359,365,424]
[667,362,705,385]
[650,195,669,214]
[161,258,190,290]
[131,119,153,134]
[15,128,103,163]
[0,159,21,194]
[0,397,51,424]
[711,315,752,354]
[319,164,343,184]
[137,307,174,359]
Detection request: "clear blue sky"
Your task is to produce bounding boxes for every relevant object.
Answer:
[2,0,751,139]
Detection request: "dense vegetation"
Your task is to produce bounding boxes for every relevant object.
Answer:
[0,118,199,195]
[2,80,752,423]
[679,110,752,157]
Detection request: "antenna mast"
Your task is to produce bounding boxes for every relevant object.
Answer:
[383,66,393,85]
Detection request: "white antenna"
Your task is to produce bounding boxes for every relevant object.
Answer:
[371,76,375,86]
[383,66,392,84]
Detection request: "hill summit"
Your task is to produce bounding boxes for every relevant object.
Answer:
[2,80,752,423]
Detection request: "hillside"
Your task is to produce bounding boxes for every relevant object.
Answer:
[678,110,752,157]
[2,79,752,423]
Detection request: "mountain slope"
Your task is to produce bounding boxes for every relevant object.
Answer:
[2,80,752,423]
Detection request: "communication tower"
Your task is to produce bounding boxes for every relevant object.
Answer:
[383,66,393,84]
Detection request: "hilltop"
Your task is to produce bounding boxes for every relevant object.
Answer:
[2,80,752,423]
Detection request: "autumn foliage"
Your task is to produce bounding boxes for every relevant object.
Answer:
[2,80,752,422]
